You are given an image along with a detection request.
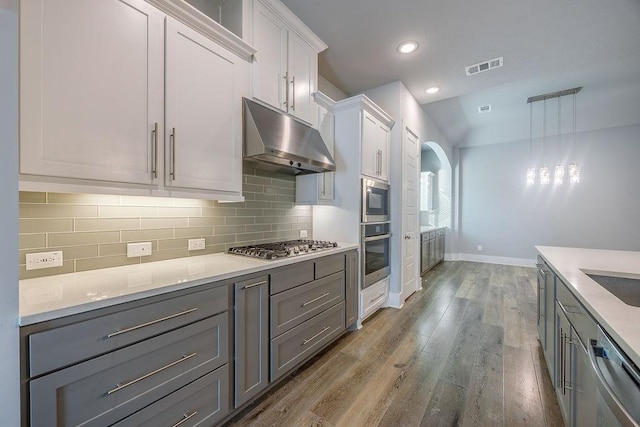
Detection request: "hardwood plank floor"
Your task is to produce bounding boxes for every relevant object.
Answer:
[224,261,564,427]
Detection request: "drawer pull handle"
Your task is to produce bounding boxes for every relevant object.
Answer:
[107,352,197,395]
[106,307,199,338]
[172,410,198,427]
[303,326,330,345]
[243,280,267,290]
[301,292,331,307]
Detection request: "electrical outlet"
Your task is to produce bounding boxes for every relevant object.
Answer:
[26,251,63,270]
[477,245,483,251]
[127,242,152,258]
[188,238,206,251]
[299,229,308,238]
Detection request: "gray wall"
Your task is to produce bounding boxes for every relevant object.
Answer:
[459,123,640,260]
[421,148,441,172]
[0,2,20,424]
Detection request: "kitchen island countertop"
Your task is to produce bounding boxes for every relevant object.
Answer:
[20,242,359,326]
[536,246,640,367]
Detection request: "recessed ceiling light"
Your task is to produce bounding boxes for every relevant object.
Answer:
[425,87,440,94]
[397,41,418,54]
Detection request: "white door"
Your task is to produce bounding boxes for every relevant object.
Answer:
[402,125,420,298]
[20,0,164,185]
[164,17,244,195]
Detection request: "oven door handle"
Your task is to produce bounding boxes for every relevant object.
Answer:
[363,233,392,242]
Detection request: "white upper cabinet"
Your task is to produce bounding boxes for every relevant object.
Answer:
[165,17,244,195]
[250,0,326,126]
[20,0,165,186]
[19,0,253,200]
[296,92,335,205]
[362,110,391,182]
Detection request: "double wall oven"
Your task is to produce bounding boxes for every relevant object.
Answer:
[361,179,391,289]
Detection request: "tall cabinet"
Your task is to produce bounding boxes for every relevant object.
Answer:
[19,0,253,201]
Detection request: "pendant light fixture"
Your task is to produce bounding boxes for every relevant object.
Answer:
[539,99,550,185]
[569,92,580,183]
[554,96,564,184]
[526,87,582,186]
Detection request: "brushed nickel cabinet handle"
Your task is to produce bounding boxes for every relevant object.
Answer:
[283,72,289,108]
[303,326,330,345]
[170,127,176,181]
[301,292,330,307]
[243,280,267,290]
[107,353,197,395]
[152,122,158,179]
[172,411,198,427]
[106,307,198,338]
[291,75,296,111]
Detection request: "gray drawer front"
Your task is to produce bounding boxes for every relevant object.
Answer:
[114,364,230,427]
[314,254,345,279]
[270,272,345,337]
[270,302,345,382]
[29,284,229,377]
[556,279,596,347]
[29,314,228,427]
[270,261,314,294]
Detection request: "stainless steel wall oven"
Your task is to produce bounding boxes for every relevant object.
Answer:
[361,222,391,289]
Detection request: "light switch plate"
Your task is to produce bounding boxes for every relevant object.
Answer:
[127,242,152,258]
[26,251,63,270]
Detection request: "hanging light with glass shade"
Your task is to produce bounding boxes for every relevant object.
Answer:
[554,96,564,184]
[569,92,580,183]
[539,99,550,185]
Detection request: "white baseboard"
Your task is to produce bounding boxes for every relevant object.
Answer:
[385,291,404,309]
[456,253,536,267]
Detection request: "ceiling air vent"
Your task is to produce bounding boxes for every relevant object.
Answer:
[466,56,503,76]
[478,105,491,114]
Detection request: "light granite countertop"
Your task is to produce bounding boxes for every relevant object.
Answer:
[420,226,446,234]
[19,242,359,326]
[536,245,640,366]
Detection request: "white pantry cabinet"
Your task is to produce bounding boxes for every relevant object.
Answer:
[250,0,326,126]
[295,92,335,205]
[361,110,391,182]
[19,0,252,200]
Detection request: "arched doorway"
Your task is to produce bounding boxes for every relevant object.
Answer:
[421,141,452,230]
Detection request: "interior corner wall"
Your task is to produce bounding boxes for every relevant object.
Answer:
[458,123,640,261]
[0,2,21,425]
[318,75,349,102]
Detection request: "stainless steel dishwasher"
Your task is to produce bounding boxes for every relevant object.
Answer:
[589,325,640,426]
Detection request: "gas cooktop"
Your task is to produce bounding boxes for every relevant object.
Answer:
[228,239,338,260]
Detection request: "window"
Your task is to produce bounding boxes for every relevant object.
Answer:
[420,171,435,211]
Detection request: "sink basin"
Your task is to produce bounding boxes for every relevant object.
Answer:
[586,274,640,307]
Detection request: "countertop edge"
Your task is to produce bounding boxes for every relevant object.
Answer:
[20,243,359,326]
[535,245,640,367]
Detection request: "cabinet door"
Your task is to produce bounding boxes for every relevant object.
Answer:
[573,336,597,427]
[345,251,358,327]
[555,304,572,425]
[361,111,380,179]
[251,1,288,112]
[234,276,269,408]
[20,0,164,185]
[287,31,317,125]
[318,105,335,201]
[377,121,391,181]
[165,18,244,195]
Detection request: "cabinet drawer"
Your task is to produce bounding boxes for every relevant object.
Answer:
[361,277,389,319]
[271,271,344,337]
[29,284,229,377]
[270,261,314,294]
[114,364,230,427]
[29,314,228,427]
[315,254,344,279]
[270,302,345,381]
[556,279,597,347]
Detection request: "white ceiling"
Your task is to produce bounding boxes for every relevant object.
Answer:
[279,0,640,146]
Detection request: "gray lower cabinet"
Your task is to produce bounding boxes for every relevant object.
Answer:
[29,314,228,426]
[536,257,556,384]
[345,250,358,327]
[421,228,445,274]
[233,275,269,408]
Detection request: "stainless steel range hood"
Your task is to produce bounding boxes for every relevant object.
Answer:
[243,98,336,175]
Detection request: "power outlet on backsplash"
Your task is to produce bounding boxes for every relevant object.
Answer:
[25,251,63,270]
[188,238,206,251]
[300,230,308,238]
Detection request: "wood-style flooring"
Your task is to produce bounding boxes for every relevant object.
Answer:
[225,261,564,427]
